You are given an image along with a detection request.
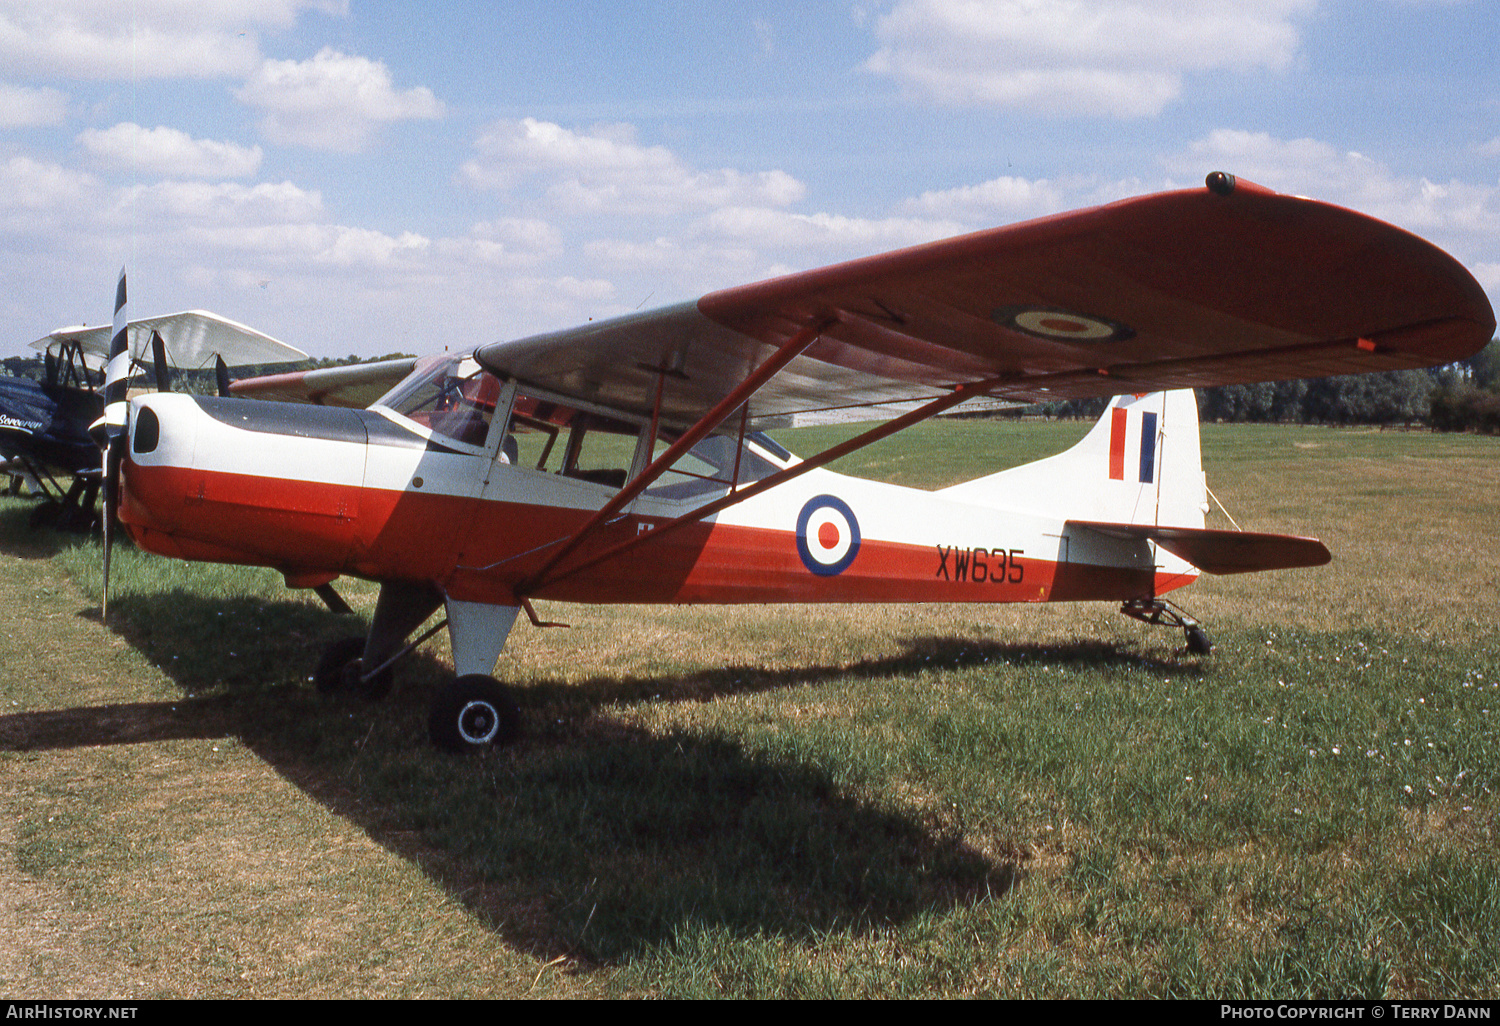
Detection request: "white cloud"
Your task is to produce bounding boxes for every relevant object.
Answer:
[78,122,263,179]
[900,175,1068,222]
[698,205,966,255]
[584,236,688,271]
[235,47,444,152]
[0,0,346,80]
[1165,129,1500,256]
[437,218,565,268]
[462,118,806,215]
[0,154,95,217]
[0,81,67,126]
[117,179,325,226]
[864,0,1314,117]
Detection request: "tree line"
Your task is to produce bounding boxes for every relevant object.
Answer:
[1034,340,1500,433]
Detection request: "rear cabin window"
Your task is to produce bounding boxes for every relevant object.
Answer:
[644,432,780,501]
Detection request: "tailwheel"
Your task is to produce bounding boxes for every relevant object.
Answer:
[428,675,521,754]
[1184,624,1212,656]
[313,635,394,700]
[1120,597,1213,655]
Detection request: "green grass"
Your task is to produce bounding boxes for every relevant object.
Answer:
[1,422,1498,997]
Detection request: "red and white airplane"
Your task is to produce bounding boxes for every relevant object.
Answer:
[108,174,1495,752]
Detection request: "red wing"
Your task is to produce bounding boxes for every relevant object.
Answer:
[228,357,418,407]
[477,177,1494,428]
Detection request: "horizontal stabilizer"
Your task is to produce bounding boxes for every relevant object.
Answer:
[1069,521,1331,575]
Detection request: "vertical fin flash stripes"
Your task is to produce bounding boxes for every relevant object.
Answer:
[1139,411,1158,484]
[1108,404,1159,484]
[1108,407,1127,480]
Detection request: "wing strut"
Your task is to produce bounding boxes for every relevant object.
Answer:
[515,317,834,595]
[521,372,1009,596]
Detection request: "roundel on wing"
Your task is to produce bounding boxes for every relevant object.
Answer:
[993,305,1135,344]
[796,495,861,577]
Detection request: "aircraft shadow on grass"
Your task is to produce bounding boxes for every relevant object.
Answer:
[0,498,93,560]
[0,576,1189,963]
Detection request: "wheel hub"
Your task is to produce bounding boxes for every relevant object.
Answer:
[458,699,499,744]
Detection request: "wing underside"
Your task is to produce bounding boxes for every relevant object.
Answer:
[475,177,1494,430]
[226,357,420,407]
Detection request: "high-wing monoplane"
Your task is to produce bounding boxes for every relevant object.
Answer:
[108,174,1495,752]
[1,310,306,529]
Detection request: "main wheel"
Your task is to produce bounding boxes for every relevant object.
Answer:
[28,500,61,529]
[313,636,394,700]
[58,503,99,534]
[428,675,521,753]
[314,636,364,694]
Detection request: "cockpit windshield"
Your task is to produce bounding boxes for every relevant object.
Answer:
[375,355,500,448]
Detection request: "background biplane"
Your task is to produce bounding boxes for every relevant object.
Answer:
[105,174,1495,752]
[0,310,306,530]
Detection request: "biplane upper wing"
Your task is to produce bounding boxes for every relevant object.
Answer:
[474,175,1495,429]
[33,310,307,370]
[227,356,420,407]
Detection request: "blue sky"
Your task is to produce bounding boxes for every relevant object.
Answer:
[2,0,1497,360]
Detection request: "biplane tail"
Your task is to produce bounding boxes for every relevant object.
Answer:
[940,390,1207,530]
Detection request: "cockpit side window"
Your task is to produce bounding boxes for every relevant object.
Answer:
[503,392,642,490]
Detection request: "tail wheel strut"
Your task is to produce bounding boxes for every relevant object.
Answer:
[1121,597,1212,654]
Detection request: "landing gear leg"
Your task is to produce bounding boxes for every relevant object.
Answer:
[314,581,444,701]
[29,474,99,532]
[310,587,525,753]
[1121,597,1212,654]
[428,599,522,754]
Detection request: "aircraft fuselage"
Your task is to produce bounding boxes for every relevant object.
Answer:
[119,391,1192,611]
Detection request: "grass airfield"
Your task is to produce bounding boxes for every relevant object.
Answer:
[0,420,1496,998]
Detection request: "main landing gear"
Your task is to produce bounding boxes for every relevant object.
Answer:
[427,675,521,753]
[26,474,101,533]
[313,581,525,754]
[1121,597,1213,655]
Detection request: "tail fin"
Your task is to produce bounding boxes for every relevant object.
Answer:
[938,390,1206,529]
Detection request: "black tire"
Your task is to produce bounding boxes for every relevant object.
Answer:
[315,636,395,700]
[28,501,60,529]
[344,657,395,702]
[314,636,363,693]
[59,504,99,534]
[428,675,521,753]
[1185,625,1212,655]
